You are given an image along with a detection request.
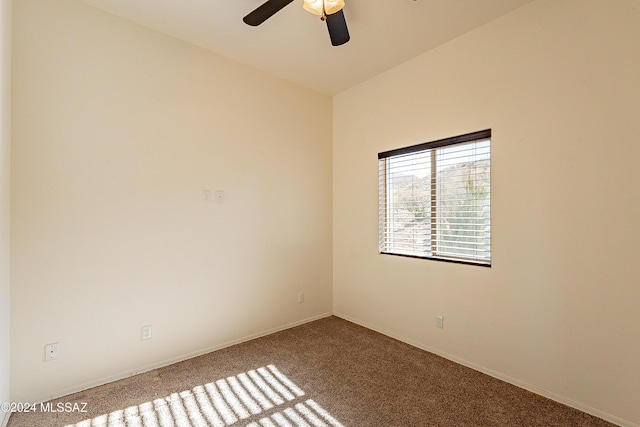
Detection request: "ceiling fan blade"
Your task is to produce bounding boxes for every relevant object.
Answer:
[325,9,350,46]
[243,0,295,26]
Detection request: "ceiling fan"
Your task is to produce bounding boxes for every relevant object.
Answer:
[243,0,350,46]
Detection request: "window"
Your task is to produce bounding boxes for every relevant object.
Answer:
[378,129,491,266]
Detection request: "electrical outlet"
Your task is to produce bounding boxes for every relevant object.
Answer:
[436,316,444,329]
[298,293,304,304]
[45,342,59,361]
[142,325,152,340]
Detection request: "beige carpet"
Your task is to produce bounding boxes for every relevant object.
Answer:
[7,316,615,427]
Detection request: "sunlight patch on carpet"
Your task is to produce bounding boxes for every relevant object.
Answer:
[64,365,344,427]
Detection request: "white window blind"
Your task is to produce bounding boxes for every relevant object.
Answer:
[378,130,491,266]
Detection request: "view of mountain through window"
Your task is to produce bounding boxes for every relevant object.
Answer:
[378,130,491,266]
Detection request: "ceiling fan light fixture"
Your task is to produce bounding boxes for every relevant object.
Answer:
[303,0,345,16]
[323,0,345,15]
[303,0,323,15]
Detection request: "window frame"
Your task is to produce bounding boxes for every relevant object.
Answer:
[378,129,492,267]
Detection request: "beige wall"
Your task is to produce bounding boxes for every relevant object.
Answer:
[1,0,11,425]
[11,0,332,402]
[333,0,640,425]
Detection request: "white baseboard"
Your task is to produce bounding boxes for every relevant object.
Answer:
[33,312,333,406]
[1,410,10,427]
[333,312,637,427]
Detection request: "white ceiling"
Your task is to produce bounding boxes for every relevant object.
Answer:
[74,0,535,95]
